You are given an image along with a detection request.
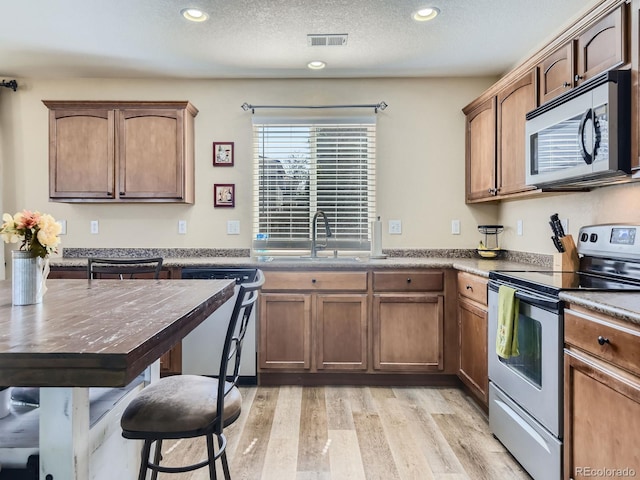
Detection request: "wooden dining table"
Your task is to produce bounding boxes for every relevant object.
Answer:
[0,278,235,480]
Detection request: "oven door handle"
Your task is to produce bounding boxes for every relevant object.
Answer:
[489,281,560,311]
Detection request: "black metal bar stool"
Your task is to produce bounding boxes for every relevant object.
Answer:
[120,269,264,480]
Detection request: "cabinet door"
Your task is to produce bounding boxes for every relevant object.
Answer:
[160,342,182,376]
[497,70,537,196]
[538,42,574,104]
[372,294,444,371]
[465,97,497,202]
[458,298,488,406]
[564,349,640,480]
[316,294,368,370]
[576,5,626,85]
[118,109,185,200]
[259,293,311,370]
[48,109,115,199]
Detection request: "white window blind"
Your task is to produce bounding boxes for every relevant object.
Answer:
[252,119,376,252]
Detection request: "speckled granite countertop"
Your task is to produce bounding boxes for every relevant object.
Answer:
[51,248,640,326]
[560,291,640,326]
[50,249,550,278]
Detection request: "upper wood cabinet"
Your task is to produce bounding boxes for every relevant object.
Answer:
[575,4,627,85]
[43,101,198,203]
[538,42,574,104]
[537,4,627,104]
[465,97,496,202]
[497,70,538,196]
[464,70,536,202]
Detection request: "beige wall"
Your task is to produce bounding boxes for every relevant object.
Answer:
[498,182,640,254]
[0,76,499,268]
[2,76,638,267]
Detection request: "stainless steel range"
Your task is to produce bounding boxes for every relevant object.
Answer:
[488,224,640,480]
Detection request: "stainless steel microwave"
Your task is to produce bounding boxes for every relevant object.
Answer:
[525,69,631,188]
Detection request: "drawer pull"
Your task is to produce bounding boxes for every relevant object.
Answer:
[311,278,317,284]
[406,278,412,283]
[597,336,610,346]
[466,285,473,290]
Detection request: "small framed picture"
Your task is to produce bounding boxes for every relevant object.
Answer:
[213,142,234,166]
[214,184,235,207]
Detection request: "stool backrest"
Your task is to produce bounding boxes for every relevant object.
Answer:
[216,268,264,432]
[87,257,164,280]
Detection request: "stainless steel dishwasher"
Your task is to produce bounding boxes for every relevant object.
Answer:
[181,267,258,383]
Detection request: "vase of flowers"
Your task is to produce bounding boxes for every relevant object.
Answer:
[1,210,61,305]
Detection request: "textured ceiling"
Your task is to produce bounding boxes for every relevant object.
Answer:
[0,0,602,79]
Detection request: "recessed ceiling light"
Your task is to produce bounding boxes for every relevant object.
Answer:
[181,8,209,22]
[413,6,440,22]
[307,61,326,70]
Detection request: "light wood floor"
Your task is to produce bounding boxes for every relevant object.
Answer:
[154,386,531,480]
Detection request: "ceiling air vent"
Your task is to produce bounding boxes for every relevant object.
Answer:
[307,34,348,47]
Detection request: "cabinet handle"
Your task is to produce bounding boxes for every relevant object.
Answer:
[406,278,412,283]
[563,81,571,88]
[106,192,113,196]
[597,336,610,346]
[466,284,473,290]
[120,192,126,196]
[574,74,584,82]
[311,278,317,284]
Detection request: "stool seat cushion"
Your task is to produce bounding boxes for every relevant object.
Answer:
[121,375,241,435]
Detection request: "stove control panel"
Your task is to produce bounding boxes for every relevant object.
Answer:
[578,224,640,260]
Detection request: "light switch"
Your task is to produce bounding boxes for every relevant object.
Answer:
[517,220,523,236]
[227,220,240,235]
[90,220,99,234]
[57,220,67,235]
[451,219,460,235]
[389,220,402,235]
[178,220,187,234]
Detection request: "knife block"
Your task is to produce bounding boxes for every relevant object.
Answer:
[553,234,580,271]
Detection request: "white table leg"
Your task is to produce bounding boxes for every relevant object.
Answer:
[39,387,90,480]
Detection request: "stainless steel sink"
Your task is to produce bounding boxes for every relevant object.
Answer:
[256,255,361,263]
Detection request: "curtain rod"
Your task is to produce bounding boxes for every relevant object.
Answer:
[0,80,18,92]
[241,101,387,114]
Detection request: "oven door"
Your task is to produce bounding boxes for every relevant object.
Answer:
[488,284,563,437]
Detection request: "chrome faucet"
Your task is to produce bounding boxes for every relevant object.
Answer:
[311,210,332,258]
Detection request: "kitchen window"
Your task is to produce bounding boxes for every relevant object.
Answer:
[252,118,376,253]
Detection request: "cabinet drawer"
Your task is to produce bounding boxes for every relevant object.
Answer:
[457,272,488,305]
[264,271,367,292]
[565,308,640,376]
[373,271,443,292]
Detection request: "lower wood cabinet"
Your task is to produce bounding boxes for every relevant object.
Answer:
[372,293,443,371]
[258,271,368,372]
[258,268,452,376]
[316,294,368,370]
[372,270,446,372]
[259,293,312,370]
[456,271,488,407]
[564,306,640,480]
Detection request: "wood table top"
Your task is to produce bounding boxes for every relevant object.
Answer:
[0,279,235,387]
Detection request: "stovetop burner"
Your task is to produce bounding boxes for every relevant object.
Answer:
[489,270,640,297]
[491,224,640,296]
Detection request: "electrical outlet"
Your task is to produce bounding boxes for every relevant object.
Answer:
[517,219,523,236]
[389,219,402,235]
[178,220,187,234]
[57,220,67,235]
[227,220,240,235]
[451,219,460,235]
[90,220,99,234]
